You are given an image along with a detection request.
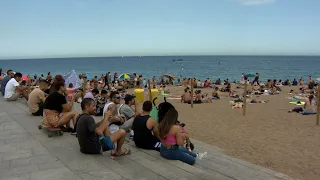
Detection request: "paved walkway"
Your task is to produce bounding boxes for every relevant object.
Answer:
[0,97,293,180]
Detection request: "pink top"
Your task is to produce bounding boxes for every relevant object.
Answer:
[161,132,177,145]
[67,88,75,101]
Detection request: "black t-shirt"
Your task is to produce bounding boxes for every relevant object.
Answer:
[43,92,67,113]
[132,115,154,147]
[76,114,101,154]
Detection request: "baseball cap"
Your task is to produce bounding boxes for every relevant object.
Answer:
[124,94,136,103]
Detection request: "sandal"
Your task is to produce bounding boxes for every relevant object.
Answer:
[112,148,131,156]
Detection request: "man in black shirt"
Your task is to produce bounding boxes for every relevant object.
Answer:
[132,101,161,151]
[76,98,131,155]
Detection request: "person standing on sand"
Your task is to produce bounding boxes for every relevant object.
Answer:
[0,68,4,84]
[76,98,130,155]
[114,72,118,83]
[100,74,104,82]
[46,72,52,83]
[308,76,313,84]
[152,76,157,86]
[240,73,245,84]
[92,76,98,89]
[103,72,110,89]
[133,73,138,87]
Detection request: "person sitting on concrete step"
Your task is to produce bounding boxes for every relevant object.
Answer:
[76,98,130,156]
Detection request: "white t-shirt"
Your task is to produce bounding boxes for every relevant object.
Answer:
[4,78,19,98]
[103,102,120,134]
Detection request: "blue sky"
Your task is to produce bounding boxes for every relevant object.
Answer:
[0,0,319,59]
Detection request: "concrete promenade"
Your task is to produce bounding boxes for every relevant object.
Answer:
[0,97,293,180]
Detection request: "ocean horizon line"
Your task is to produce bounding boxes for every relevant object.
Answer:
[1,54,320,61]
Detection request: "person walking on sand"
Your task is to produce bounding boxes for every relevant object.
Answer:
[76,98,130,155]
[252,73,260,86]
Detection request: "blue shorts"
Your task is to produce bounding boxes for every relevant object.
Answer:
[100,136,115,151]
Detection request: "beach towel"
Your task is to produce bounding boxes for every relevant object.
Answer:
[167,97,181,100]
[289,101,305,105]
[63,70,81,89]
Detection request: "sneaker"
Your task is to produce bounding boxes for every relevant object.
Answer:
[196,152,207,160]
[129,130,134,139]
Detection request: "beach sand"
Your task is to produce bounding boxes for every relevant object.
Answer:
[130,85,319,180]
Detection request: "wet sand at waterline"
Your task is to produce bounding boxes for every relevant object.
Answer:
[131,85,319,180]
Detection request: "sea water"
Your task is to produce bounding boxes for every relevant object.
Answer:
[0,56,319,82]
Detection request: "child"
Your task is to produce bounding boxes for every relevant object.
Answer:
[67,83,75,102]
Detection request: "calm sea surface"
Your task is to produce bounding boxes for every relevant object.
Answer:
[0,56,319,82]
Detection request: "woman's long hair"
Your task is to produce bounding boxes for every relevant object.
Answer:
[158,108,178,139]
[158,102,175,124]
[49,75,65,94]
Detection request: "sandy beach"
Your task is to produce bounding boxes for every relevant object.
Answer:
[128,85,319,180]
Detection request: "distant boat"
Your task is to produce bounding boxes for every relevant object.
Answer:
[172,58,183,62]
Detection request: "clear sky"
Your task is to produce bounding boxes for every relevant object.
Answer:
[0,0,319,59]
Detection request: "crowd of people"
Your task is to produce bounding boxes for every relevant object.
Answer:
[0,69,207,165]
[0,68,318,164]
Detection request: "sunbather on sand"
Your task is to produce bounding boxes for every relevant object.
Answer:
[231,97,268,109]
[289,95,317,115]
[201,93,212,103]
[220,83,231,92]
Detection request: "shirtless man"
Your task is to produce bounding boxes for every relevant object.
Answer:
[152,76,157,86]
[181,88,191,103]
[92,76,99,89]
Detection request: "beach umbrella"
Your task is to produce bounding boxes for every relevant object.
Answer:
[245,72,256,78]
[22,75,28,81]
[119,73,131,80]
[163,73,176,80]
